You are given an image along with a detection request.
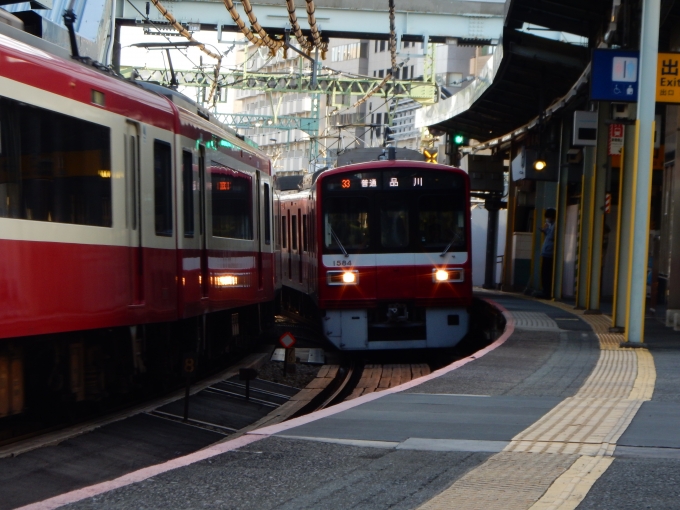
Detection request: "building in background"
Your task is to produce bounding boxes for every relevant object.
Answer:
[233,38,483,173]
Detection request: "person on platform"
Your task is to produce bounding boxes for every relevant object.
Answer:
[538,208,556,299]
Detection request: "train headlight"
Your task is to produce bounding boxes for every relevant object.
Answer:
[327,270,359,285]
[433,268,464,283]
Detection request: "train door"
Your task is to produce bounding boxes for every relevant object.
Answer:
[125,122,143,305]
[198,146,209,298]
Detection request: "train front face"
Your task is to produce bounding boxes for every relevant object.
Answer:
[316,161,472,350]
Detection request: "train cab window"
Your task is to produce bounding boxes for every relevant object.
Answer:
[380,200,409,248]
[263,183,271,245]
[291,215,298,250]
[182,150,194,238]
[418,195,466,251]
[281,216,287,248]
[0,95,111,226]
[154,140,173,236]
[323,196,370,251]
[211,162,252,239]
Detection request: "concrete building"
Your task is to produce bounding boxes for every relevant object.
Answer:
[233,37,479,172]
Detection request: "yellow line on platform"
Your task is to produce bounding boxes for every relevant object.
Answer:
[418,295,657,510]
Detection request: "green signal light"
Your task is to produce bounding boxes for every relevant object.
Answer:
[454,134,465,144]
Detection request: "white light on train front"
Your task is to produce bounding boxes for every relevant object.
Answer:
[327,270,359,285]
[342,272,356,283]
[435,270,449,281]
[433,268,464,283]
[216,275,238,287]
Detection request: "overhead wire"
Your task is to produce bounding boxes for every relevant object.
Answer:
[147,0,221,60]
[285,0,312,52]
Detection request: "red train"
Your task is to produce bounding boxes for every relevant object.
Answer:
[0,24,277,417]
[276,159,473,350]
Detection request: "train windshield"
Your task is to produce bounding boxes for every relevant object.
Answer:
[322,168,467,255]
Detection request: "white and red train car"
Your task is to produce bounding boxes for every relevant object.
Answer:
[0,23,276,417]
[276,160,472,350]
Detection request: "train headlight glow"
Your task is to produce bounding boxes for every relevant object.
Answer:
[433,268,464,283]
[216,275,238,287]
[327,270,359,285]
[342,272,356,283]
[435,270,449,281]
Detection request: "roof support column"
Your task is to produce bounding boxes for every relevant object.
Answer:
[576,145,596,309]
[531,183,546,294]
[532,181,557,296]
[553,117,572,300]
[585,103,611,313]
[625,0,661,344]
[501,179,517,292]
[612,119,637,331]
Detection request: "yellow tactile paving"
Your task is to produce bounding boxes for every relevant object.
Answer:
[418,453,577,510]
[418,295,657,510]
[529,456,614,510]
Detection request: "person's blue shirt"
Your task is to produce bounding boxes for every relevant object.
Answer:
[541,221,555,257]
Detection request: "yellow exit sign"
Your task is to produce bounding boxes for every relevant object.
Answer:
[657,53,680,102]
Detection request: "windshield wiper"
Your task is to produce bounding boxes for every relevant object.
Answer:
[440,232,463,257]
[329,226,349,258]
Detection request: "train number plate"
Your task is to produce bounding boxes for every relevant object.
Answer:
[331,260,352,267]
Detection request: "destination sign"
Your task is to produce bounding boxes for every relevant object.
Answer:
[323,169,464,192]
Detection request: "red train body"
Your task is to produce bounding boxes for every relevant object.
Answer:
[276,160,473,350]
[0,24,277,415]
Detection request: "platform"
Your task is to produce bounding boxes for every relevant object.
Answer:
[16,291,680,509]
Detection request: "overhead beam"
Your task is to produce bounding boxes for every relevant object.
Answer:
[121,0,504,42]
[122,67,439,104]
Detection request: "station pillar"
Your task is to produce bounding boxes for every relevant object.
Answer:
[576,145,596,309]
[532,181,557,296]
[553,118,572,300]
[612,121,636,331]
[501,179,517,292]
[585,104,610,313]
[625,0,661,344]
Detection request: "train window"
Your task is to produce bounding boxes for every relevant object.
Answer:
[281,216,287,248]
[182,150,194,238]
[263,183,271,245]
[418,194,466,251]
[380,200,409,248]
[302,214,308,252]
[154,140,173,236]
[0,95,111,226]
[324,197,370,251]
[211,162,252,239]
[291,215,298,250]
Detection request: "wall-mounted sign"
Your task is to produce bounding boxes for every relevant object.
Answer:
[591,50,639,102]
[573,111,598,146]
[656,53,680,103]
[608,124,624,155]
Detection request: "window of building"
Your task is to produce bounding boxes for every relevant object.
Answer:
[154,140,173,236]
[402,67,409,80]
[380,40,386,52]
[378,69,384,78]
[0,95,112,226]
[210,162,252,239]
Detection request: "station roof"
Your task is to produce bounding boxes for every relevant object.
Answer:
[418,0,611,142]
